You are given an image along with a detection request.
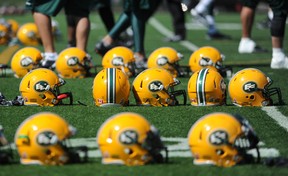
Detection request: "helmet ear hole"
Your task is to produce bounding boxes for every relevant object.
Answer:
[46,149,52,155]
[249,95,255,100]
[216,149,225,156]
[124,148,133,155]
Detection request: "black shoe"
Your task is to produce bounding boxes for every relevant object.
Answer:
[164,35,185,42]
[94,42,114,56]
[40,60,56,69]
[206,32,232,40]
[253,45,269,53]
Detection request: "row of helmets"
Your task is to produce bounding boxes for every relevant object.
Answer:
[10,45,222,78]
[0,18,60,46]
[2,110,259,167]
[14,46,283,107]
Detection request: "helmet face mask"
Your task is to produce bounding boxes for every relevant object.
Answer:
[132,68,186,106]
[97,112,168,166]
[228,68,283,106]
[188,112,260,167]
[14,112,87,165]
[19,68,73,106]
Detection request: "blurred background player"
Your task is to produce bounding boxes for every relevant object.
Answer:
[257,7,273,30]
[185,0,231,40]
[67,0,115,48]
[95,0,162,68]
[164,0,186,42]
[238,0,288,69]
[25,0,91,69]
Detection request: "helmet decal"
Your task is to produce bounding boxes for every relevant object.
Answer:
[196,68,209,105]
[36,131,58,146]
[20,57,33,67]
[112,57,124,66]
[209,130,229,146]
[119,130,138,145]
[34,81,50,92]
[243,81,257,93]
[67,57,79,66]
[148,81,164,92]
[106,68,116,103]
[157,57,168,66]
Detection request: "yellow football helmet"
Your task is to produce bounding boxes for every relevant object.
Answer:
[187,68,226,106]
[188,112,260,167]
[132,68,186,106]
[228,68,283,106]
[11,47,43,78]
[17,23,41,46]
[97,112,167,166]
[56,47,92,78]
[102,46,136,77]
[147,47,183,78]
[19,68,73,106]
[14,112,87,165]
[0,22,10,45]
[189,46,225,73]
[7,19,19,37]
[92,68,130,107]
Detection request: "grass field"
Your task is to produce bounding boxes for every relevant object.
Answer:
[1,8,288,176]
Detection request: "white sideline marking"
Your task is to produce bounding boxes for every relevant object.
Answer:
[148,18,199,52]
[262,106,288,132]
[185,22,242,30]
[67,137,279,158]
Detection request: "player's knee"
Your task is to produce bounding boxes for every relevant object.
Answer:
[270,16,286,37]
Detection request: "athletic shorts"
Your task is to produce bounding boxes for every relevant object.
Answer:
[64,0,91,17]
[91,0,111,9]
[240,0,288,17]
[25,0,66,16]
[25,0,90,17]
[267,0,288,17]
[123,0,161,11]
[239,0,259,9]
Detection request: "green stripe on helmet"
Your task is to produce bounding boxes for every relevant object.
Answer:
[196,68,208,105]
[107,68,116,103]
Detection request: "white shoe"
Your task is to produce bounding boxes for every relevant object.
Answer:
[271,56,288,69]
[238,39,256,53]
[41,53,57,69]
[190,9,208,26]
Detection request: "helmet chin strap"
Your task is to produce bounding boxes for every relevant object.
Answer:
[57,92,73,105]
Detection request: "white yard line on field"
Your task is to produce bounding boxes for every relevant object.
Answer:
[262,106,288,132]
[148,17,199,52]
[185,22,242,30]
[66,137,279,158]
